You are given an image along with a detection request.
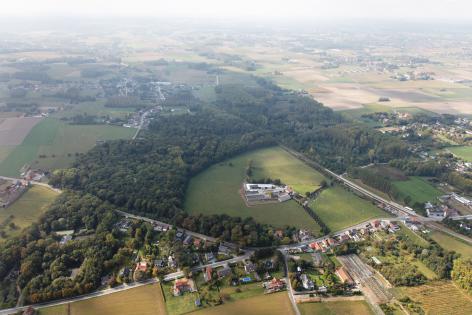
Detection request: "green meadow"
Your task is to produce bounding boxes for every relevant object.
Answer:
[310,186,388,231]
[184,147,323,233]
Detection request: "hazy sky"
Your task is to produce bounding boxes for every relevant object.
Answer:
[2,0,472,19]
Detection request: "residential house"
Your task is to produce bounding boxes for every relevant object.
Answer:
[173,278,194,296]
[135,261,147,272]
[336,267,353,284]
[218,244,232,255]
[193,238,202,249]
[300,274,315,290]
[264,278,285,293]
[244,262,256,274]
[217,266,232,279]
[205,252,215,262]
[183,235,193,246]
[203,267,212,282]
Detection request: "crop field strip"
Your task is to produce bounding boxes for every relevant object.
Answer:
[0,118,135,176]
[400,281,472,315]
[39,283,167,315]
[187,291,295,315]
[299,301,375,315]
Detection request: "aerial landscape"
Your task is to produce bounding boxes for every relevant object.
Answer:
[1,1,472,314]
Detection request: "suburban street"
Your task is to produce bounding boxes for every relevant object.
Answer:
[2,148,472,315]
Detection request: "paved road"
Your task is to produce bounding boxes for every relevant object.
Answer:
[281,146,472,241]
[280,251,301,315]
[427,222,472,245]
[281,146,416,217]
[163,251,254,281]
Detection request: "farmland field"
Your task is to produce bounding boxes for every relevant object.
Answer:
[429,230,472,259]
[309,186,388,231]
[397,281,472,315]
[188,291,295,315]
[0,185,59,239]
[184,147,323,233]
[447,146,472,162]
[0,118,135,176]
[39,283,167,315]
[298,301,374,315]
[392,176,443,205]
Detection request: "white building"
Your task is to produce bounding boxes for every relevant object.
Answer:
[243,183,291,203]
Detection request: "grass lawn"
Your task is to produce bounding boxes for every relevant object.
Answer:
[185,147,323,234]
[0,185,59,239]
[39,283,167,315]
[392,176,443,205]
[0,118,135,176]
[219,282,265,302]
[429,230,472,259]
[310,186,388,232]
[188,291,295,315]
[447,146,472,162]
[162,281,200,315]
[396,281,472,315]
[299,301,374,315]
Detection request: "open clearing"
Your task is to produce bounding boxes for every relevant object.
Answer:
[447,146,472,162]
[0,117,42,145]
[185,147,322,233]
[397,281,472,315]
[0,185,59,239]
[39,283,167,315]
[299,301,374,315]
[0,118,135,176]
[310,186,388,231]
[429,230,472,259]
[392,177,443,205]
[250,147,326,193]
[188,292,294,315]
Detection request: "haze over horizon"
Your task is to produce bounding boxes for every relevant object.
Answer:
[2,0,472,20]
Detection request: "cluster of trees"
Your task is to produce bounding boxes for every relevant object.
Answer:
[452,259,472,292]
[443,219,472,237]
[214,83,410,172]
[50,108,298,247]
[0,193,125,305]
[368,231,459,286]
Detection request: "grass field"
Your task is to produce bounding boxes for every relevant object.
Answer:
[309,186,388,231]
[0,185,59,239]
[39,283,167,315]
[447,146,472,162]
[250,147,326,193]
[397,224,430,247]
[397,281,472,315]
[184,147,323,233]
[188,292,294,315]
[429,230,472,259]
[392,176,443,205]
[298,301,374,315]
[0,118,135,176]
